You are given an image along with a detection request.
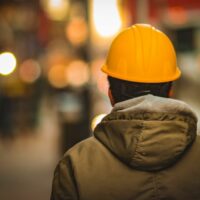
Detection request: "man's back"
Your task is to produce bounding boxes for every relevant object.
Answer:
[51,95,200,200]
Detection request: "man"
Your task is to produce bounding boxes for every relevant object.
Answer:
[51,24,200,200]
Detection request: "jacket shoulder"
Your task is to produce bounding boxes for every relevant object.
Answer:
[63,137,104,159]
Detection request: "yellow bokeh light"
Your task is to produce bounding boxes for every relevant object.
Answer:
[65,17,88,46]
[50,0,63,7]
[41,0,69,21]
[66,60,89,87]
[0,52,17,76]
[91,114,107,131]
[48,65,68,88]
[92,0,122,37]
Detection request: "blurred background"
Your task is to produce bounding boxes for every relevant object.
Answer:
[0,0,200,199]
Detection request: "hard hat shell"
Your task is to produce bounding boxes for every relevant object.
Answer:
[101,24,181,83]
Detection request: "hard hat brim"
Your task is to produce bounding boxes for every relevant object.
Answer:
[101,64,181,83]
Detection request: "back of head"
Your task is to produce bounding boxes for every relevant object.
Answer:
[108,76,172,103]
[101,24,181,103]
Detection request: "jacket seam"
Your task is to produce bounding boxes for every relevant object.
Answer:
[152,173,161,200]
[131,122,144,162]
[104,111,196,124]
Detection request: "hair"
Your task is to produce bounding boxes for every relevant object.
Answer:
[108,76,172,104]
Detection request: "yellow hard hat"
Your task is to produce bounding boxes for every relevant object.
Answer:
[101,24,181,83]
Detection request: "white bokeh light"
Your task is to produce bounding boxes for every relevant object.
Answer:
[91,114,107,131]
[0,52,17,75]
[92,0,122,37]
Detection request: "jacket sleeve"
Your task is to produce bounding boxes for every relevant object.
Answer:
[50,156,78,200]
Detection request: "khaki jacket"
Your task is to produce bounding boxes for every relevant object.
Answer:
[51,95,200,200]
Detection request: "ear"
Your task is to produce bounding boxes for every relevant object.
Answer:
[108,88,115,106]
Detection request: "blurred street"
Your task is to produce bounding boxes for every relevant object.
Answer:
[0,100,60,200]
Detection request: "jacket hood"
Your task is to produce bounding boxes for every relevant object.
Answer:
[94,95,197,171]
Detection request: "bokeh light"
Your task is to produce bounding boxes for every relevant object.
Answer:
[0,52,17,76]
[92,0,122,37]
[66,60,89,87]
[168,6,188,25]
[19,59,41,83]
[91,114,106,131]
[41,0,69,21]
[65,17,88,46]
[48,65,68,88]
[91,58,108,95]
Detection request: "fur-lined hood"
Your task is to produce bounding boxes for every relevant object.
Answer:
[94,95,197,171]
